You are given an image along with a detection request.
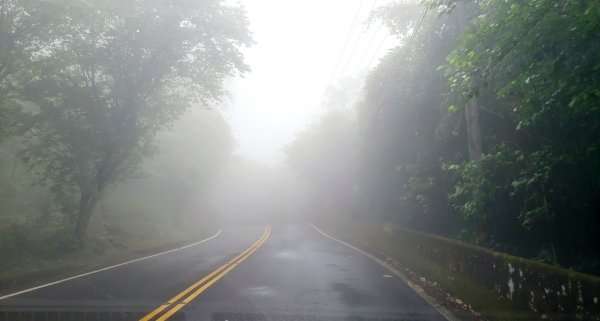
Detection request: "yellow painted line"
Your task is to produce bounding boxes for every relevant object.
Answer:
[181,226,270,304]
[166,229,267,304]
[140,227,269,321]
[140,226,271,321]
[156,304,185,321]
[139,304,171,321]
[139,227,269,321]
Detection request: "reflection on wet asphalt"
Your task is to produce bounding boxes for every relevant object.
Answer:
[0,224,446,321]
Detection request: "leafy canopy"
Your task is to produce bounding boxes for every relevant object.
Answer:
[17,0,252,238]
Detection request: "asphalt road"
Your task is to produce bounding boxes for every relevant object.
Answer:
[0,224,446,321]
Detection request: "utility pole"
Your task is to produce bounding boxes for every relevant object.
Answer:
[456,1,483,161]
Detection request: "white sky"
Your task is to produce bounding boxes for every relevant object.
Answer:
[223,0,397,166]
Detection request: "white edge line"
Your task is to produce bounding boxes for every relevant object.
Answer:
[308,222,460,321]
[0,228,222,301]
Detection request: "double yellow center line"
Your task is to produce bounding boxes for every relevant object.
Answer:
[140,225,271,321]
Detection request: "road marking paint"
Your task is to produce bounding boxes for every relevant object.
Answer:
[0,229,222,301]
[140,226,268,321]
[139,304,171,321]
[156,303,185,321]
[167,232,264,304]
[181,227,270,304]
[141,225,271,321]
[308,222,458,321]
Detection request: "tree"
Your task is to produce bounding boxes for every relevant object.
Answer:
[286,109,358,217]
[0,0,60,139]
[355,1,464,233]
[19,0,252,244]
[454,1,482,162]
[443,0,600,270]
[147,109,235,228]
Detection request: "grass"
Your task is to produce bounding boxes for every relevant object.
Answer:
[0,201,218,295]
[0,225,217,294]
[0,145,222,295]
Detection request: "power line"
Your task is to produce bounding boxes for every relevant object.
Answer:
[327,0,366,86]
[366,6,428,75]
[337,0,380,82]
[403,8,428,62]
[352,22,383,76]
[374,7,428,107]
[364,31,389,70]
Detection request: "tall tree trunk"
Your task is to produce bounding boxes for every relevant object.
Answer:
[74,191,98,246]
[466,96,483,161]
[456,2,485,243]
[456,2,483,162]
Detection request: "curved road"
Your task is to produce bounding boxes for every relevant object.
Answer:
[0,224,446,321]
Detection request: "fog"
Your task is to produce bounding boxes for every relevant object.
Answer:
[200,0,396,224]
[224,0,395,166]
[0,0,395,251]
[2,0,598,285]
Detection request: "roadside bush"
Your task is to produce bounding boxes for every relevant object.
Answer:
[0,224,28,257]
[29,228,79,259]
[0,222,78,261]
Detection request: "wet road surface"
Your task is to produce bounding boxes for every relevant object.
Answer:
[0,224,446,321]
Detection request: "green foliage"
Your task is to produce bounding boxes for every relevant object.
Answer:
[31,227,79,258]
[9,0,252,242]
[140,109,235,227]
[440,0,600,272]
[420,0,459,12]
[0,109,232,263]
[286,108,358,216]
[356,7,463,232]
[369,1,422,37]
[316,0,600,275]
[0,221,78,259]
[0,223,27,257]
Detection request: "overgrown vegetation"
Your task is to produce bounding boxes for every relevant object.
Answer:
[0,0,251,250]
[0,109,231,282]
[287,0,600,275]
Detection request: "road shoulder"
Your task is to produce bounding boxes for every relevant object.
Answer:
[0,228,221,299]
[309,222,468,321]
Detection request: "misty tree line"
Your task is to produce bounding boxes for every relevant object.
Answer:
[0,0,251,246]
[287,0,600,274]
